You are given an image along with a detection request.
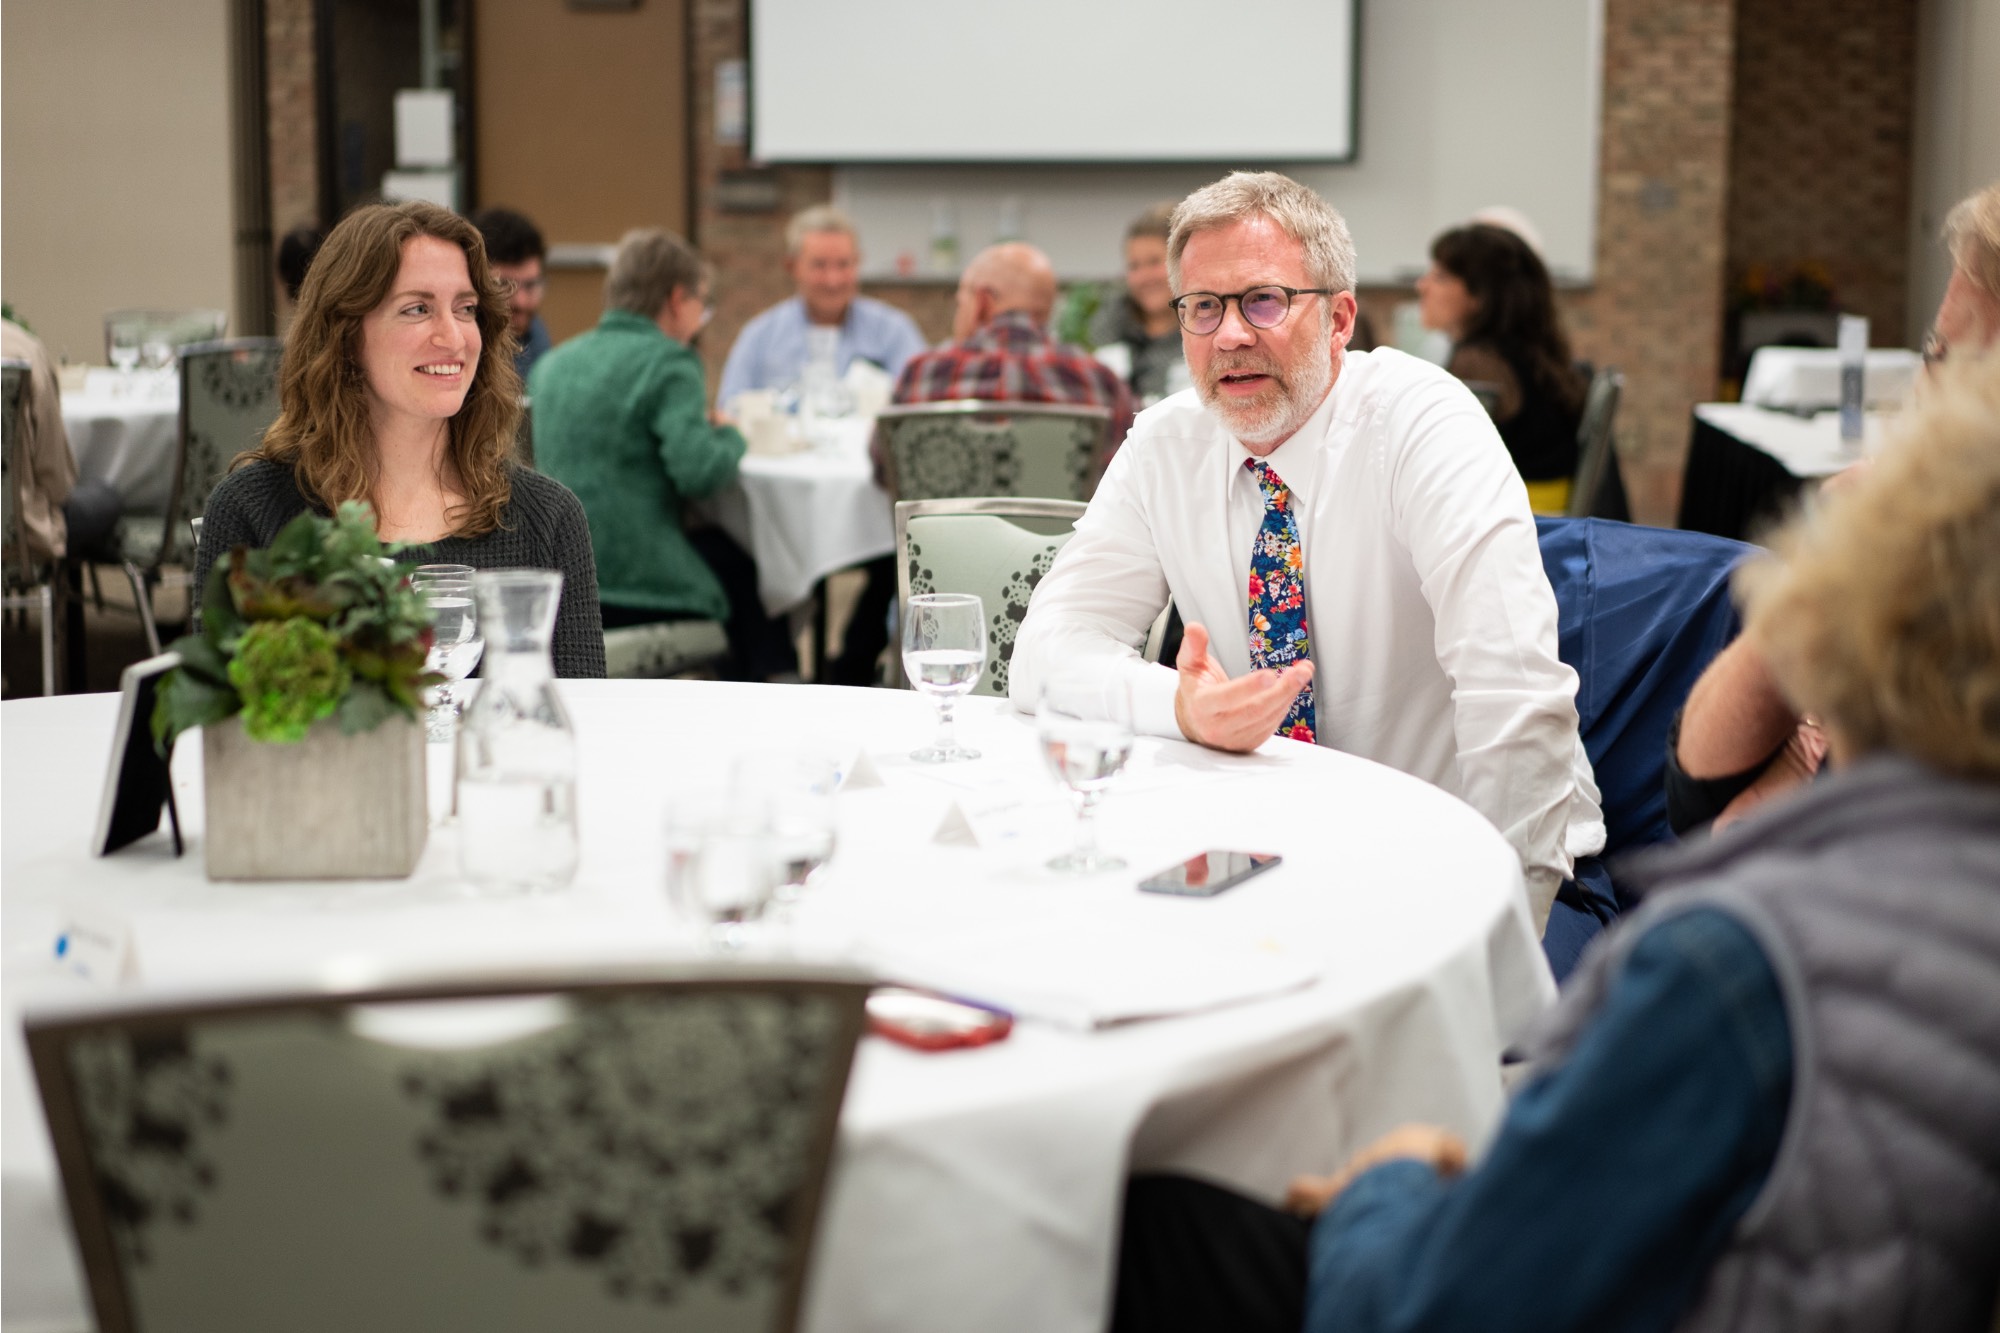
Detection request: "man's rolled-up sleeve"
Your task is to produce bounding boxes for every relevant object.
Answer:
[1009,446,1181,737]
[1385,384,1598,902]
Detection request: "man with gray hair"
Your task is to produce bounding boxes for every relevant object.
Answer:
[1011,172,1607,968]
[717,204,927,405]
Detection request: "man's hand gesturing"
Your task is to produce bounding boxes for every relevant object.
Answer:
[1171,622,1314,752]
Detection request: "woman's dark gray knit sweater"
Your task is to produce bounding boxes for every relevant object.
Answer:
[193,460,607,679]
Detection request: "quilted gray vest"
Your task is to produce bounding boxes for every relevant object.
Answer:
[1529,756,2000,1332]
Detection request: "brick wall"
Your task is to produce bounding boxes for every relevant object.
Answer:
[1725,0,1918,350]
[264,0,318,237]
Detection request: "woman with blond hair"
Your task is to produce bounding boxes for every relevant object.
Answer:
[1116,355,2000,1333]
[195,200,604,676]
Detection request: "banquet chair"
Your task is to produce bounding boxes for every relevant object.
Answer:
[102,337,283,653]
[3,358,62,694]
[1565,367,1625,519]
[27,968,868,1333]
[602,618,729,678]
[876,400,1111,503]
[1537,516,1752,889]
[895,497,1092,698]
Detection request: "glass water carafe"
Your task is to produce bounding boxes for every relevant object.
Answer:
[456,569,578,893]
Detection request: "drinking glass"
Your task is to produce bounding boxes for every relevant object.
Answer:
[107,324,140,387]
[733,752,839,912]
[1038,674,1135,873]
[664,793,779,953]
[414,565,484,739]
[902,593,985,763]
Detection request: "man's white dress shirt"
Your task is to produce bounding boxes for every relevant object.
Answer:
[1010,347,1604,926]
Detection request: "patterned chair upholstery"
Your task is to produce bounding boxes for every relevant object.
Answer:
[876,400,1110,503]
[3,358,61,694]
[894,498,1090,699]
[603,619,730,679]
[28,970,868,1333]
[107,337,283,653]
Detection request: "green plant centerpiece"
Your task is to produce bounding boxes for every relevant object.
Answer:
[156,501,444,881]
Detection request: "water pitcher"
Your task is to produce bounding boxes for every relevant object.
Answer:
[457,569,578,892]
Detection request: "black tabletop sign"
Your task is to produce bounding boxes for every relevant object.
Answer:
[93,652,185,858]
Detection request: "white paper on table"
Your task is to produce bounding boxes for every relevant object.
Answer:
[872,928,1321,1031]
[52,905,139,984]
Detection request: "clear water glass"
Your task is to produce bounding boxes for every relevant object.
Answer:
[733,753,839,911]
[456,569,577,894]
[664,793,779,953]
[902,593,986,763]
[414,565,484,741]
[1038,674,1135,873]
[107,325,140,388]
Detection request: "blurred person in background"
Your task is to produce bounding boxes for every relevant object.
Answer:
[471,207,553,381]
[532,228,795,682]
[1417,222,1586,512]
[2,318,119,565]
[718,204,926,406]
[196,201,604,677]
[1669,178,2000,837]
[1114,353,2000,1333]
[1088,201,1186,404]
[274,224,326,322]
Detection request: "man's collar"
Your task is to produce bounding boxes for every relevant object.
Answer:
[962,309,1053,352]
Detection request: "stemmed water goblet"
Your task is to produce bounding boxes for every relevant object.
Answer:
[901,592,986,763]
[413,563,482,741]
[1037,674,1135,873]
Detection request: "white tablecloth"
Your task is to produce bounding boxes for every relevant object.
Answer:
[1692,401,1893,480]
[2,682,1553,1333]
[704,418,895,615]
[60,370,179,516]
[1739,346,1920,413]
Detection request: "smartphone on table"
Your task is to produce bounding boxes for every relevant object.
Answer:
[1137,850,1282,897]
[867,987,1014,1051]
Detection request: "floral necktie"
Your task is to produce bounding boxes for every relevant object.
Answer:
[1245,459,1316,743]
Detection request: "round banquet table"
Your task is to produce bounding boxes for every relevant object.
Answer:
[60,370,180,517]
[702,417,895,616]
[1,681,1554,1333]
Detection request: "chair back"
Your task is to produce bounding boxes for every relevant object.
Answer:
[1538,516,1752,869]
[2,359,29,578]
[27,970,868,1333]
[896,497,1088,698]
[1566,367,1623,518]
[166,338,284,565]
[876,400,1109,502]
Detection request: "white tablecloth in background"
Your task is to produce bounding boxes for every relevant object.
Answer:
[60,370,179,515]
[2,682,1552,1333]
[1740,346,1920,413]
[1692,401,1893,480]
[704,418,895,615]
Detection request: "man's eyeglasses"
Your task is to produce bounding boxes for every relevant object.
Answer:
[1922,328,1947,368]
[1170,285,1331,336]
[500,276,546,297]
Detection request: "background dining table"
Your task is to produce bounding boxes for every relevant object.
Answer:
[3,679,1551,1333]
[1674,400,1891,541]
[59,368,179,516]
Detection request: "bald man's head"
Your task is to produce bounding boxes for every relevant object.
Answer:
[953,242,1058,339]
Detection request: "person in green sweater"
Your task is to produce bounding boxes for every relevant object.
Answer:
[530,227,794,679]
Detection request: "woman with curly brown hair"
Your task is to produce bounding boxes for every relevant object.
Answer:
[195,200,605,676]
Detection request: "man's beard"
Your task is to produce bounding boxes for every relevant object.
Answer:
[1196,325,1337,448]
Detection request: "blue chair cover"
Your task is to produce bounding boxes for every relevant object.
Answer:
[1537,517,1754,979]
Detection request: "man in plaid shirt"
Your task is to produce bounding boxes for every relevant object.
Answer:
[876,242,1135,484]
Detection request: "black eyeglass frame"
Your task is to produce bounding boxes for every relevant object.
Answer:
[1169,285,1333,335]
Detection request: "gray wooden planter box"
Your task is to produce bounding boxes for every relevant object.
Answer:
[203,713,427,880]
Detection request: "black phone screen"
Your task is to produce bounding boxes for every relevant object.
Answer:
[1137,850,1282,897]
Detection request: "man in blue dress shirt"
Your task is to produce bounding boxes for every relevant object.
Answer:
[472,207,554,381]
[717,205,927,406]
